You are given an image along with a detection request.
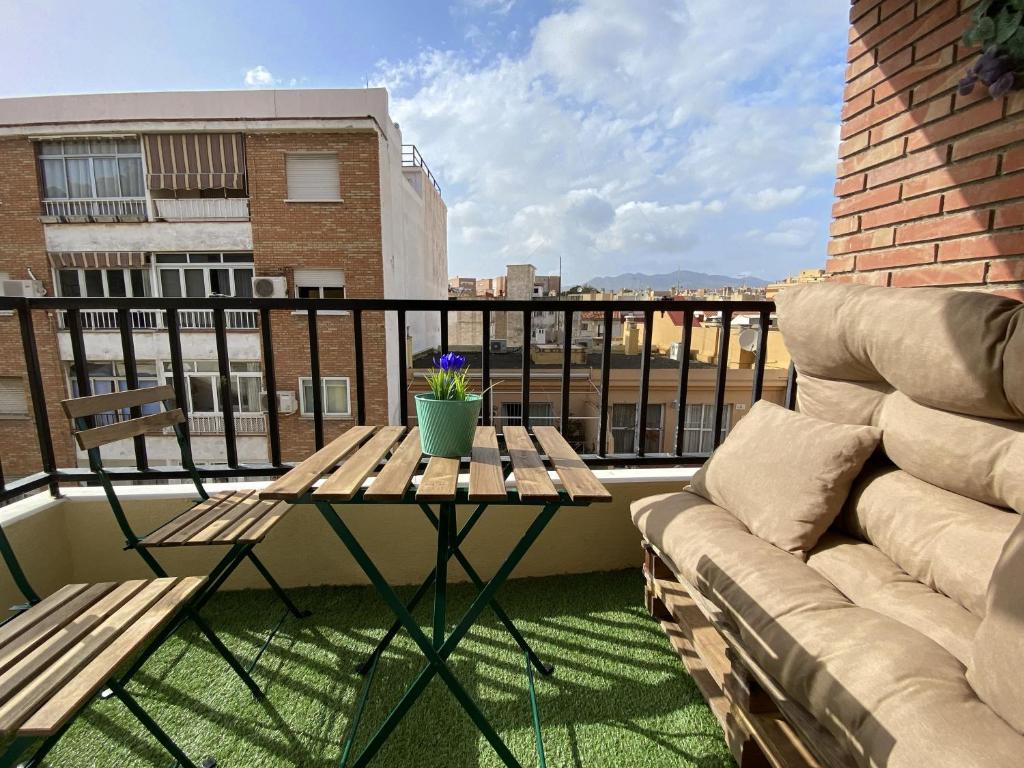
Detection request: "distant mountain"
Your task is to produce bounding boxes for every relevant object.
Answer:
[586,269,770,292]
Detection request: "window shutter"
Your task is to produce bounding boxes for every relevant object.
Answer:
[0,378,27,415]
[293,269,345,288]
[286,153,340,200]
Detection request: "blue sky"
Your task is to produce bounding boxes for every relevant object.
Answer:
[0,0,849,284]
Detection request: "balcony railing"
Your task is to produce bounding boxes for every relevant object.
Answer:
[189,413,266,435]
[153,198,250,221]
[41,198,148,221]
[401,144,441,193]
[0,295,793,506]
[55,308,259,331]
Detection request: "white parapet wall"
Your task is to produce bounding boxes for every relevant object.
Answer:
[0,468,696,609]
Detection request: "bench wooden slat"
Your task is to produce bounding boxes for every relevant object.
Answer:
[533,426,611,503]
[0,584,91,650]
[313,426,406,502]
[0,578,180,736]
[232,500,292,544]
[160,490,256,546]
[503,427,559,502]
[19,577,204,737]
[61,385,176,419]
[0,581,148,706]
[364,428,422,501]
[75,409,185,450]
[0,583,118,678]
[260,426,376,501]
[188,492,266,544]
[416,457,460,502]
[139,491,236,547]
[468,426,506,502]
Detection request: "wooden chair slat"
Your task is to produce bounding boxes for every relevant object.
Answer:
[61,385,176,419]
[232,500,292,544]
[188,492,266,544]
[468,426,506,502]
[139,491,236,547]
[0,584,92,650]
[364,428,422,501]
[75,409,185,450]
[0,578,180,736]
[261,426,376,501]
[0,583,118,679]
[313,426,406,502]
[416,457,460,502]
[503,427,559,502]
[533,426,611,503]
[18,577,204,737]
[0,581,148,707]
[160,490,256,546]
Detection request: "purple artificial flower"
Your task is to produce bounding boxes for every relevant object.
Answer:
[959,73,979,96]
[990,71,1015,99]
[435,352,467,371]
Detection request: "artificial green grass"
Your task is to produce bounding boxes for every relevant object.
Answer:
[46,570,734,767]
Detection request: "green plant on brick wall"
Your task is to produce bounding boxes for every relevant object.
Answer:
[960,0,1024,98]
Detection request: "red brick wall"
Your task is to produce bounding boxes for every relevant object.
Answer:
[246,131,388,461]
[0,138,76,478]
[830,0,1024,300]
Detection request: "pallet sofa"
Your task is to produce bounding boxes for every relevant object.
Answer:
[632,283,1024,768]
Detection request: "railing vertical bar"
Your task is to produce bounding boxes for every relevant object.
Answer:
[597,310,612,457]
[0,456,5,492]
[67,308,92,403]
[165,309,190,444]
[308,309,323,450]
[397,309,408,427]
[637,309,654,457]
[439,309,448,355]
[213,308,238,468]
[17,303,57,491]
[559,309,573,435]
[481,309,491,426]
[674,310,694,456]
[259,308,281,467]
[353,309,366,426]
[117,308,148,471]
[521,310,532,430]
[751,309,771,406]
[785,363,798,411]
[711,309,732,450]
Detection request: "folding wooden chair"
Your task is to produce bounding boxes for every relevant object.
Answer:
[60,385,310,698]
[0,523,215,768]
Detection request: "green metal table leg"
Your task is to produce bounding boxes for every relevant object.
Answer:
[0,736,34,768]
[109,680,204,768]
[246,550,312,619]
[433,503,451,649]
[525,651,547,768]
[339,654,379,768]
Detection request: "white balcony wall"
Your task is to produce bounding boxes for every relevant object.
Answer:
[43,221,253,253]
[81,434,269,467]
[56,328,262,362]
[153,198,249,221]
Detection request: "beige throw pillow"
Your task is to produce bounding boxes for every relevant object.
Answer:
[968,513,1024,733]
[689,400,881,557]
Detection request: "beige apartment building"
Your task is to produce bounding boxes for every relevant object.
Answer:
[0,89,446,477]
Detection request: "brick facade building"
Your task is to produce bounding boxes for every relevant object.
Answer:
[0,89,446,476]
[829,0,1024,300]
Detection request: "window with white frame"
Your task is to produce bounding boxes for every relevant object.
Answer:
[38,138,144,199]
[299,377,351,417]
[55,267,153,298]
[611,403,664,454]
[0,378,28,417]
[68,362,160,425]
[681,404,733,453]
[162,361,263,414]
[156,253,254,298]
[285,153,341,201]
[293,269,346,299]
[498,401,554,427]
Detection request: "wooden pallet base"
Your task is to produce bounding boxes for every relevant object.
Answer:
[642,543,845,768]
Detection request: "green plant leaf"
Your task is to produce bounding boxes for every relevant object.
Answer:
[975,0,994,19]
[978,15,998,41]
[997,9,1023,43]
[1007,27,1024,56]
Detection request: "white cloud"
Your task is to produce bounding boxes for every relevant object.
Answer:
[461,0,516,13]
[244,65,279,88]
[380,0,847,281]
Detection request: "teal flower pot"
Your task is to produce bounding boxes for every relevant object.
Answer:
[415,393,482,457]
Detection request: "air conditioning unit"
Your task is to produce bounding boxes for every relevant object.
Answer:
[2,280,45,298]
[490,339,508,353]
[251,276,287,299]
[260,390,298,415]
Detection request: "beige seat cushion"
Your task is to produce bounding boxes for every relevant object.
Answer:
[806,533,978,665]
[968,514,1024,733]
[689,400,880,557]
[631,491,1024,768]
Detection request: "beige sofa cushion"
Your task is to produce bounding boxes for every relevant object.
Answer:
[968,514,1024,733]
[689,400,880,556]
[631,491,1024,768]
[807,533,979,664]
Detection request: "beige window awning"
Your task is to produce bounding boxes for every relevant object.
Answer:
[143,133,246,191]
[48,252,150,269]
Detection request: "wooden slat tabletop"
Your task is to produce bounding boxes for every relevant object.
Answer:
[313,426,405,502]
[468,426,506,502]
[533,427,612,502]
[503,426,560,502]
[261,426,375,501]
[364,428,422,501]
[416,457,460,501]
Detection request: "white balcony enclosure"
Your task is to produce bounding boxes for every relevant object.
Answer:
[188,413,266,435]
[55,308,259,332]
[153,198,250,222]
[42,198,148,222]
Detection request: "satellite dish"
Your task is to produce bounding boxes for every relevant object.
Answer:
[738,328,759,353]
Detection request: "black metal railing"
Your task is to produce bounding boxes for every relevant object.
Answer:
[0,295,791,506]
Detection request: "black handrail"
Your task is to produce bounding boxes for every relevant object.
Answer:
[0,295,783,506]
